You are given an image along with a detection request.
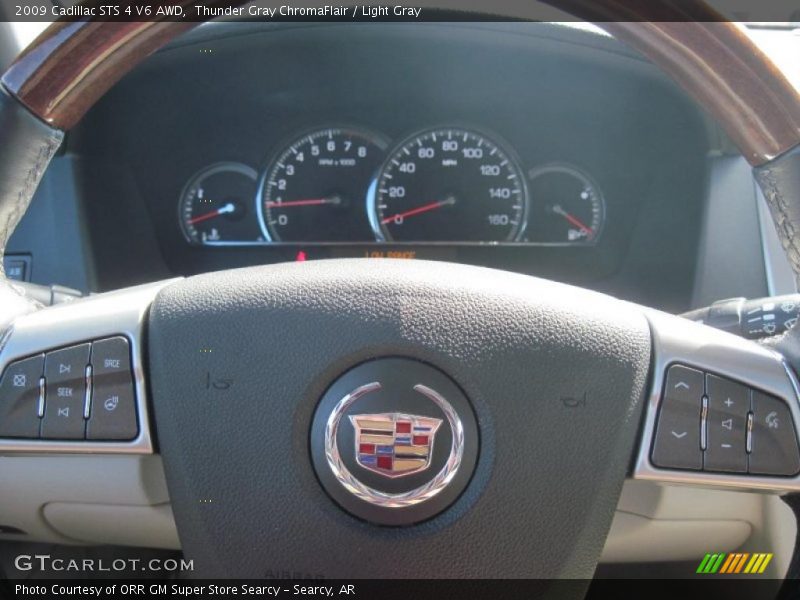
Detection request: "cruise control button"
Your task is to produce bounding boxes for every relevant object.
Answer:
[0,354,44,438]
[749,391,800,476]
[41,344,90,439]
[652,365,703,470]
[704,375,748,473]
[87,337,137,441]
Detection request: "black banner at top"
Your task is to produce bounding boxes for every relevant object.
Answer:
[0,0,799,22]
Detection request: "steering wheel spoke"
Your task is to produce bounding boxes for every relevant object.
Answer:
[635,308,800,492]
[0,281,171,454]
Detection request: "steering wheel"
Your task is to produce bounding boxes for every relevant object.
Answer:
[1,0,800,584]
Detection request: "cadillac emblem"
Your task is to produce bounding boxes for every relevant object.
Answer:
[310,357,478,524]
[350,413,443,478]
[322,381,464,509]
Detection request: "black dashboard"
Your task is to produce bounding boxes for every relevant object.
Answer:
[44,22,711,312]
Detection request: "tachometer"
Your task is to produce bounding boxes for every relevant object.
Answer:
[179,162,261,245]
[258,127,388,242]
[370,127,528,242]
[526,164,605,245]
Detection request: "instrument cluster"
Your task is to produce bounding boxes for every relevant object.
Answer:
[178,125,606,247]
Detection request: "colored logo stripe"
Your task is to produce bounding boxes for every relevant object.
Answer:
[720,553,748,574]
[697,553,773,574]
[697,553,726,573]
[745,553,773,574]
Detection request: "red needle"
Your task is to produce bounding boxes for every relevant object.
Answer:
[266,198,331,208]
[553,205,593,238]
[381,199,454,225]
[187,203,234,225]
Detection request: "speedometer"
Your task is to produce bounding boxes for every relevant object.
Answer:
[370,127,528,242]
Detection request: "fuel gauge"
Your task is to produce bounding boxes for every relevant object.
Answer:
[526,164,605,245]
[179,162,262,245]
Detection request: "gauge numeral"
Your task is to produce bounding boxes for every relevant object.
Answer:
[398,162,416,173]
[487,214,511,226]
[442,140,458,152]
[418,147,435,159]
[489,188,512,199]
[480,165,501,176]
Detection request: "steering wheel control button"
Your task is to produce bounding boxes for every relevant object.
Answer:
[704,375,748,473]
[0,354,45,438]
[41,343,91,439]
[86,337,138,440]
[648,360,800,481]
[0,329,147,449]
[749,391,800,476]
[310,358,478,526]
[652,365,703,470]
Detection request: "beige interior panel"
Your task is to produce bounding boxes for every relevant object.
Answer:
[1,455,795,571]
[43,502,179,550]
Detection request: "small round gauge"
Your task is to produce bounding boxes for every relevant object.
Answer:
[179,162,261,245]
[526,164,605,245]
[371,127,528,242]
[258,127,388,242]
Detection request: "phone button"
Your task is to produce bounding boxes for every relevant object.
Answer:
[749,391,800,476]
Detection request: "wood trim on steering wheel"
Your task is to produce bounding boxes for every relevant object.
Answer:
[1,1,800,165]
